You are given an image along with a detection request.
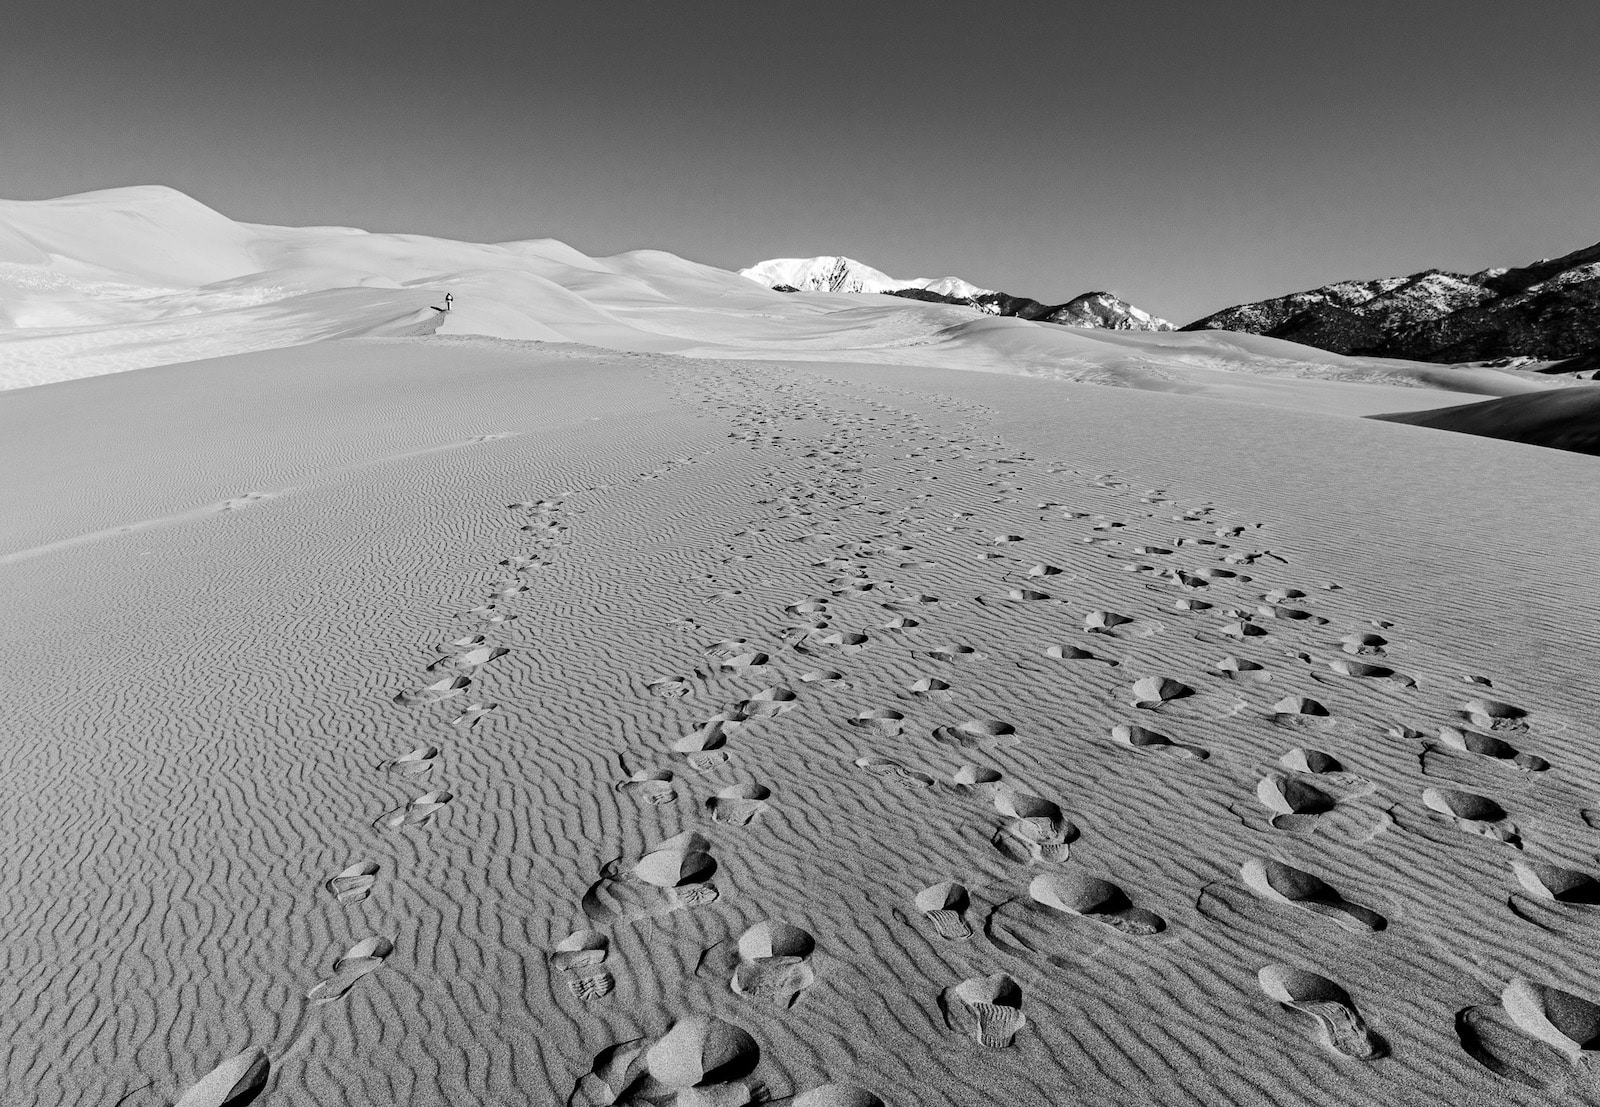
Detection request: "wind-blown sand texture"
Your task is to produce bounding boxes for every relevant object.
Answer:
[2,336,1598,1106]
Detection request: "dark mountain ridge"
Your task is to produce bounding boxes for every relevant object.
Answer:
[881,286,1171,331]
[1184,240,1600,366]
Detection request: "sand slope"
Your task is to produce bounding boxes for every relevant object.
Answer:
[1,337,1597,1106]
[0,188,1551,416]
[1370,385,1600,456]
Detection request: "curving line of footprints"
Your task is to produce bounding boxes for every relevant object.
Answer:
[638,369,1593,1089]
[171,370,1593,1105]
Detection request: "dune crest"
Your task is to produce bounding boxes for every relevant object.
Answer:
[0,186,1551,415]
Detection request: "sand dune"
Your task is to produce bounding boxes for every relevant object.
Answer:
[1370,385,1600,455]
[1,334,1597,1105]
[0,187,1554,416]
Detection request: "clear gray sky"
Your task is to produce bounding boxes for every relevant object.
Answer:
[4,1,1596,322]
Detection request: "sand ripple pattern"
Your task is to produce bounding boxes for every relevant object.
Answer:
[0,343,1596,1106]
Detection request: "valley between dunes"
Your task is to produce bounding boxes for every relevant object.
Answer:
[1,335,1598,1107]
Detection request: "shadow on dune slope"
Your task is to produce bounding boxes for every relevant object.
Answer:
[1370,385,1600,456]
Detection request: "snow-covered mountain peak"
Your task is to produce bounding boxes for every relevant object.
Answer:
[740,255,1171,332]
[738,256,993,299]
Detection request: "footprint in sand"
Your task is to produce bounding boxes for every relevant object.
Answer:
[952,764,1004,796]
[738,686,798,718]
[325,861,380,905]
[854,756,934,789]
[944,973,1027,1048]
[1259,965,1379,1060]
[1254,773,1339,831]
[1426,726,1549,773]
[1111,724,1209,760]
[1277,748,1374,796]
[461,604,515,625]
[307,936,394,1004]
[1214,656,1271,683]
[551,930,614,1002]
[375,789,453,830]
[216,491,277,513]
[1085,610,1163,638]
[848,708,906,737]
[173,1047,270,1107]
[817,631,869,652]
[1209,619,1268,642]
[393,675,470,706]
[1511,861,1600,908]
[1268,696,1333,728]
[708,782,772,825]
[645,676,693,698]
[1046,644,1120,666]
[908,676,955,702]
[1162,569,1212,591]
[617,768,678,805]
[1240,858,1386,932]
[582,832,720,924]
[1340,633,1387,656]
[1508,860,1600,933]
[993,790,1078,863]
[784,615,832,643]
[1030,872,1166,935]
[1421,787,1522,847]
[449,701,497,727]
[1501,977,1600,1064]
[830,584,880,600]
[551,929,610,971]
[379,745,439,776]
[1455,1002,1570,1089]
[1257,605,1326,626]
[922,643,986,664]
[728,921,817,1008]
[1312,659,1416,688]
[572,1016,760,1107]
[1460,697,1531,732]
[982,587,1055,604]
[915,881,973,940]
[1130,676,1193,708]
[799,669,847,685]
[932,718,1018,750]
[673,720,734,771]
[717,652,772,677]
